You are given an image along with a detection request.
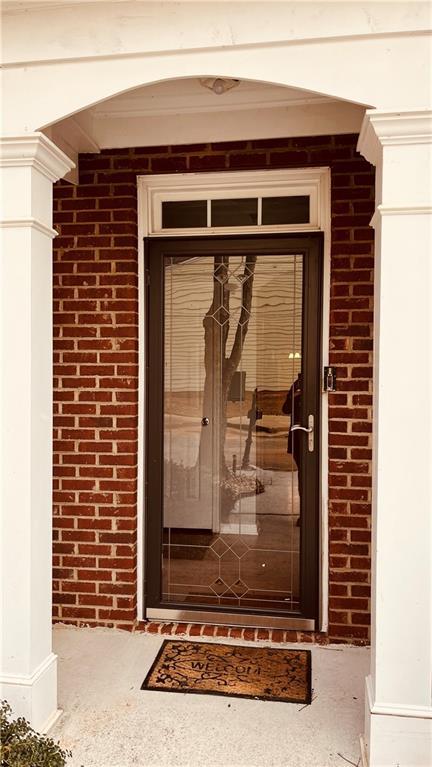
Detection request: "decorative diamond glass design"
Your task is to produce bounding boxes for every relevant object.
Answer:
[210,305,230,326]
[230,579,248,597]
[210,578,231,596]
[228,538,249,558]
[210,538,229,556]
[162,253,303,613]
[214,263,229,284]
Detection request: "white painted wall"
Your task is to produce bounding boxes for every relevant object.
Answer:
[3,1,430,66]
[1,1,432,137]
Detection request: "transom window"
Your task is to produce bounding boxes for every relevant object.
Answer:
[139,168,329,236]
[161,195,310,229]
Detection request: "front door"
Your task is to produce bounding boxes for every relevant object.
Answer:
[145,234,322,627]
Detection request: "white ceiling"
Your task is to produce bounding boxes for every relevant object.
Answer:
[90,78,333,118]
[43,76,365,183]
[1,0,122,12]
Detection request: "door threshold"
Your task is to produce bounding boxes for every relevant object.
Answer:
[146,608,315,631]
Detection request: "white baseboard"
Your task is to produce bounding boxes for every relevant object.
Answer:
[41,707,63,734]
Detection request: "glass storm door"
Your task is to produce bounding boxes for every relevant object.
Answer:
[146,235,322,625]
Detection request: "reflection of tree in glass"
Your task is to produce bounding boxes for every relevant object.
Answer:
[197,255,258,514]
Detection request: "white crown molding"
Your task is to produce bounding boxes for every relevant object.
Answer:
[370,204,432,229]
[0,218,58,238]
[93,92,334,119]
[0,132,75,181]
[94,97,334,119]
[378,204,432,216]
[140,166,329,190]
[357,109,432,166]
[88,79,338,120]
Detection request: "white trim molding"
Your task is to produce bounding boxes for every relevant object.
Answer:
[136,167,331,632]
[376,204,432,216]
[366,676,432,721]
[370,204,432,229]
[139,167,330,237]
[357,109,432,166]
[0,132,74,182]
[0,652,58,689]
[0,652,60,733]
[0,217,58,238]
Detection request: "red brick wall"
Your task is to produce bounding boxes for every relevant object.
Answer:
[53,135,375,643]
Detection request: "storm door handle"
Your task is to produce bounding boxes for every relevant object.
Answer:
[290,414,314,452]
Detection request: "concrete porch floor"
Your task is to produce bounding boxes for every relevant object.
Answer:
[52,626,369,767]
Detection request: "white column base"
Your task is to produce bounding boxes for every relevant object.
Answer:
[0,653,60,733]
[364,676,432,767]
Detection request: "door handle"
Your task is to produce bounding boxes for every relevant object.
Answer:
[290,414,314,452]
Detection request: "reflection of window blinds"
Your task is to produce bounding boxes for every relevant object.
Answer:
[164,256,303,392]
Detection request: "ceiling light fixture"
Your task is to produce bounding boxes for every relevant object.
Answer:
[199,77,240,96]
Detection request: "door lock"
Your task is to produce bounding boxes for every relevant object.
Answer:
[323,366,337,392]
[290,414,314,452]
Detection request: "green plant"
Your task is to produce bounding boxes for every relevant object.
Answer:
[0,700,71,767]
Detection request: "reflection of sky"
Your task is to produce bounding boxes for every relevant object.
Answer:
[164,255,303,392]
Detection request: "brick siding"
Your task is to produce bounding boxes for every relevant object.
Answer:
[53,135,375,643]
[135,621,329,644]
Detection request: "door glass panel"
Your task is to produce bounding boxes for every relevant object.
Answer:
[163,253,303,613]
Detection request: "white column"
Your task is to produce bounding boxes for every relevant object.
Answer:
[358,111,432,767]
[0,134,74,731]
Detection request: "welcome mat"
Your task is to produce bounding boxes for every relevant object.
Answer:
[141,640,311,704]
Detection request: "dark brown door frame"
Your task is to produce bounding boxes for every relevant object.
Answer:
[144,233,323,622]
